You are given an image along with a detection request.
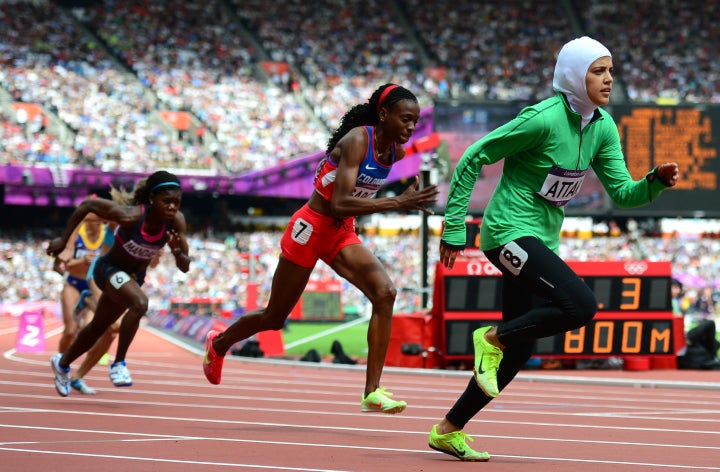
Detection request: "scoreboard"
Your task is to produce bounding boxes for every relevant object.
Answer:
[613,105,720,216]
[432,258,682,364]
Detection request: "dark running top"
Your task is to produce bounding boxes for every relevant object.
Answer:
[113,205,170,264]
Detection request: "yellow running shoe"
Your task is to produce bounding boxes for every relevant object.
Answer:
[428,424,490,462]
[360,387,407,414]
[98,353,111,366]
[473,326,503,397]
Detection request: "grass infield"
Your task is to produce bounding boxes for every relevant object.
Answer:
[282,318,370,359]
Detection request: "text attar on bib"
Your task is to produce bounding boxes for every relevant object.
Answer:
[536,166,587,207]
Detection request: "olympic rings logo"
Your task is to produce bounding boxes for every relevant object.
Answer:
[623,261,648,275]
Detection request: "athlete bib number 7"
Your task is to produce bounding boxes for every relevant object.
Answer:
[291,218,313,245]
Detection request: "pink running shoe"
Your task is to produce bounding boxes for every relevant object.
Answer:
[203,330,224,385]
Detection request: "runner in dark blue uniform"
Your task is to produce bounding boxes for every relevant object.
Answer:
[47,171,190,397]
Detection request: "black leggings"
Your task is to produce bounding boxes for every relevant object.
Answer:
[445,236,597,429]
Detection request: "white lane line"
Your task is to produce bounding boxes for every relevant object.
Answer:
[0,447,351,471]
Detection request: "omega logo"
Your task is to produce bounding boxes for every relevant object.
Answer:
[466,261,501,276]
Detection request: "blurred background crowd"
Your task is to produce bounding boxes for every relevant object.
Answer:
[3,225,719,321]
[2,0,718,172]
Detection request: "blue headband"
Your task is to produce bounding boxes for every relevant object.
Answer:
[150,181,180,193]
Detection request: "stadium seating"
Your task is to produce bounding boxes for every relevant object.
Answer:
[3,0,718,170]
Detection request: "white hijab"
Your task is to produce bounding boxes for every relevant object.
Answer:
[552,36,611,129]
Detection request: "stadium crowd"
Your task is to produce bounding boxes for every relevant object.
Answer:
[575,0,720,104]
[2,0,719,172]
[0,0,213,171]
[2,227,719,321]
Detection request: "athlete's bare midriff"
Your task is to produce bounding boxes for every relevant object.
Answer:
[307,191,334,217]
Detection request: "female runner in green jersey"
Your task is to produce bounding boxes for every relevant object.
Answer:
[428,36,679,461]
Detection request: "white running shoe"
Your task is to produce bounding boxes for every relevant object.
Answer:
[109,361,133,387]
[71,378,97,394]
[50,353,71,397]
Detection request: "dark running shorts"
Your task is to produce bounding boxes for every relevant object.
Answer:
[92,255,146,291]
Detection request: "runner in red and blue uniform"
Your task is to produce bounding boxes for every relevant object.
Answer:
[203,83,439,414]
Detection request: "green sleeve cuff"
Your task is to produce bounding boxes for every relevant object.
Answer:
[441,218,467,248]
[645,168,667,201]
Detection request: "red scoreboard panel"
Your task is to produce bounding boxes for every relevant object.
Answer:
[431,258,681,366]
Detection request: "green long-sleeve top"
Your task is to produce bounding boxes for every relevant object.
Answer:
[442,93,668,253]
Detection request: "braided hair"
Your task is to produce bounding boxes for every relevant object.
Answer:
[132,170,181,205]
[325,83,417,155]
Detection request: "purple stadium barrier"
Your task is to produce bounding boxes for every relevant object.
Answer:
[1,108,435,205]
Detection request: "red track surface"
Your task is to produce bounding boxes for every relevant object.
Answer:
[2,314,720,471]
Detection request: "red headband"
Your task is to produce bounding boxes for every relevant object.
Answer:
[376,85,399,112]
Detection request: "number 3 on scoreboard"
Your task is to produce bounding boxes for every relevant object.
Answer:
[619,277,641,310]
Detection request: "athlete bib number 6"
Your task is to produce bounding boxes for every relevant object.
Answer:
[110,271,131,290]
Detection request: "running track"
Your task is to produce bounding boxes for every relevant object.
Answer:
[2,315,720,471]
